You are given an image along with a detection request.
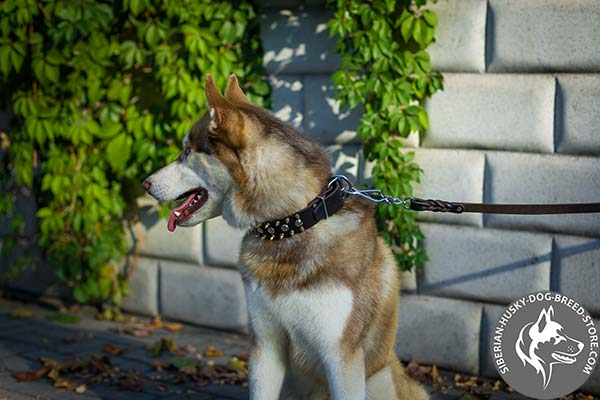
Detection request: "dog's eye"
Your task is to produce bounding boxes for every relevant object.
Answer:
[554,336,564,344]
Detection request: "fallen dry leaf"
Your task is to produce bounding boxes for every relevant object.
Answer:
[228,357,247,372]
[40,357,63,369]
[48,368,60,381]
[164,322,182,332]
[147,337,178,357]
[117,323,153,337]
[53,378,79,390]
[75,384,87,393]
[184,344,197,353]
[117,371,144,392]
[13,368,49,382]
[10,308,33,319]
[151,360,168,371]
[430,364,439,383]
[103,343,128,355]
[151,316,163,329]
[405,359,432,382]
[205,346,223,357]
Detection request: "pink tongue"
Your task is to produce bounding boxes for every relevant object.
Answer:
[167,193,198,232]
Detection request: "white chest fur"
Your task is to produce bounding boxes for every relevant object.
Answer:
[245,282,354,368]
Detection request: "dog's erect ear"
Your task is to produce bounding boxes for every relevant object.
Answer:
[205,73,240,130]
[225,74,250,104]
[534,307,552,333]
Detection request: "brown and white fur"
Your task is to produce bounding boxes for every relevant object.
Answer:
[144,74,428,400]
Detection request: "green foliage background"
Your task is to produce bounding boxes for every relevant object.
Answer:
[0,0,269,304]
[328,0,443,270]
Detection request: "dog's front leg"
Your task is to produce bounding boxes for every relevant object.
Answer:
[248,329,287,400]
[246,287,287,400]
[324,347,366,400]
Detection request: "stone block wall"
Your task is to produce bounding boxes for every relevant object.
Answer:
[400,0,600,392]
[2,0,599,392]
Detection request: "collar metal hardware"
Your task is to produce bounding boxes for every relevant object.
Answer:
[328,175,412,210]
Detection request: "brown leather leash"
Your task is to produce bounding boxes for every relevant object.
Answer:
[330,175,600,215]
[407,198,600,215]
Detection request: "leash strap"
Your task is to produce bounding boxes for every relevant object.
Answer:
[251,179,345,241]
[250,175,600,241]
[408,198,600,215]
[328,175,600,215]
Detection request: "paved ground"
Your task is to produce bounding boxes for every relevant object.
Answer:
[0,296,575,400]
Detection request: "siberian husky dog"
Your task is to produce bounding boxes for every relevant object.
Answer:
[144,74,428,400]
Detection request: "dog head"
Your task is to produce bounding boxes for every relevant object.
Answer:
[515,306,584,389]
[144,74,330,231]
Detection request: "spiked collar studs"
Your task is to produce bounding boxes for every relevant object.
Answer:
[250,178,346,241]
[253,214,305,241]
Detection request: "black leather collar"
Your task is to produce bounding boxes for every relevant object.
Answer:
[250,178,346,241]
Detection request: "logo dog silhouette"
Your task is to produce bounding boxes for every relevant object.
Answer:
[515,306,584,389]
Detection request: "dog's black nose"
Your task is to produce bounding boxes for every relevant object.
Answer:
[143,180,152,191]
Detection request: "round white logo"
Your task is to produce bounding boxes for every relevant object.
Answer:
[492,291,598,399]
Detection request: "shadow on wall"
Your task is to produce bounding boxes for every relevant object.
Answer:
[269,75,304,128]
[420,239,600,295]
[327,144,360,182]
[261,10,338,74]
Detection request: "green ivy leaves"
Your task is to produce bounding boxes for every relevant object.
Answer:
[398,9,438,47]
[328,0,443,271]
[0,0,268,305]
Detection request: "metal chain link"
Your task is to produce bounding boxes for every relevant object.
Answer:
[328,175,412,210]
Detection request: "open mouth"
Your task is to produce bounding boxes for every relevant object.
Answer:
[167,187,208,232]
[552,351,577,364]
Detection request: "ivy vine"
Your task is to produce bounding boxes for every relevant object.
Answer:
[0,0,269,305]
[328,0,443,270]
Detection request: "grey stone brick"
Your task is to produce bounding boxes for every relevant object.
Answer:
[412,149,485,227]
[419,224,552,304]
[480,304,505,378]
[122,256,159,316]
[269,75,304,129]
[126,197,203,265]
[485,152,600,238]
[581,319,600,394]
[556,74,600,155]
[488,0,600,72]
[396,295,482,374]
[260,10,340,74]
[427,0,487,72]
[160,260,248,332]
[303,75,363,144]
[203,217,245,268]
[554,235,600,317]
[424,74,555,153]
